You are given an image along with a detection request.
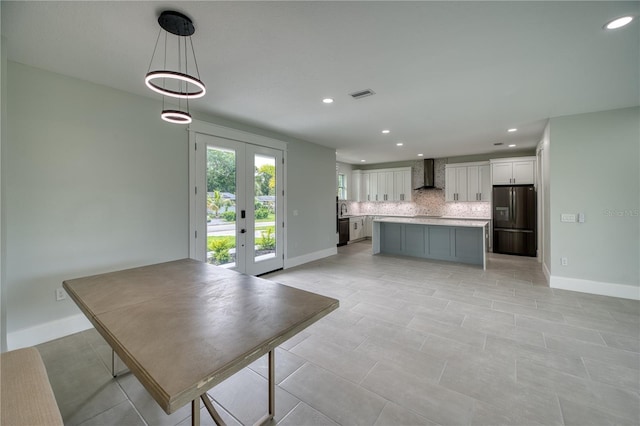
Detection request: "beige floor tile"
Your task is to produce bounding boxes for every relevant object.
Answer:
[39,241,639,426]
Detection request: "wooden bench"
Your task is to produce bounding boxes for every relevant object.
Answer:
[1,347,64,426]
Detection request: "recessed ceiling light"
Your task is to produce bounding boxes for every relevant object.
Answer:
[322,98,334,104]
[507,128,518,133]
[396,142,404,146]
[382,130,390,134]
[417,153,424,157]
[508,144,516,148]
[604,16,634,30]
[361,159,366,162]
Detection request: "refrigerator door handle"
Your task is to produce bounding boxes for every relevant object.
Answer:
[508,188,513,224]
[512,187,516,224]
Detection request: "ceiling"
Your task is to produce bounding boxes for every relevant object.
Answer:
[2,1,639,164]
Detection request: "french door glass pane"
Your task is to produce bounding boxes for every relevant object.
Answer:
[254,154,277,262]
[206,146,237,268]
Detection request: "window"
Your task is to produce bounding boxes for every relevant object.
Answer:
[337,174,347,200]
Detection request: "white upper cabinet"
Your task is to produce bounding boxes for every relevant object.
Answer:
[467,164,491,201]
[393,170,412,202]
[491,162,514,185]
[446,162,491,202]
[351,167,412,202]
[360,171,370,202]
[375,172,394,202]
[513,161,535,184]
[350,170,361,201]
[490,157,536,185]
[445,165,468,202]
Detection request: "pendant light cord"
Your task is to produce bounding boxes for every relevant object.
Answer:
[146,28,162,74]
[189,36,202,80]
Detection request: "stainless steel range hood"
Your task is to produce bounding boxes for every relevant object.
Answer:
[414,159,438,190]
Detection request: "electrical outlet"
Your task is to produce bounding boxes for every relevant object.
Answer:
[561,257,568,266]
[55,288,66,301]
[561,214,576,223]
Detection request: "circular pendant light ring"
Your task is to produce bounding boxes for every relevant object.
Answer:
[145,71,206,99]
[161,109,193,124]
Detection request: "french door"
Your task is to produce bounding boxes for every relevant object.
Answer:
[192,133,284,275]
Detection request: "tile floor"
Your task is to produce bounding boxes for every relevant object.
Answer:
[38,241,640,425]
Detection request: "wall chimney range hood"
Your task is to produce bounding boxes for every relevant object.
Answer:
[415,159,439,190]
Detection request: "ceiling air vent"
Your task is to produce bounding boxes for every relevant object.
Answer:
[349,89,375,99]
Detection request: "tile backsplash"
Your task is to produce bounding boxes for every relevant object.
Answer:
[346,158,491,218]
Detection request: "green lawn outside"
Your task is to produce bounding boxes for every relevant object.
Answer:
[207,225,275,251]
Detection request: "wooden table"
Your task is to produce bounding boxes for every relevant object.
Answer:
[63,259,339,426]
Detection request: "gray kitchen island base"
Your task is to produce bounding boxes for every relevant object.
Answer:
[372,218,489,269]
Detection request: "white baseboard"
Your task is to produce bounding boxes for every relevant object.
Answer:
[7,314,93,350]
[550,275,640,301]
[285,247,337,269]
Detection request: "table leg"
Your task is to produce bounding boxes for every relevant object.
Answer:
[191,399,200,426]
[254,349,275,426]
[201,394,226,426]
[111,349,129,377]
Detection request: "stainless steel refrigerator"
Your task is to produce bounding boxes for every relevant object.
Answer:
[493,185,536,257]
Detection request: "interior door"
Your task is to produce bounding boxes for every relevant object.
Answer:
[195,134,284,275]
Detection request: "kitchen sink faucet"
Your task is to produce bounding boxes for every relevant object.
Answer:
[340,203,348,216]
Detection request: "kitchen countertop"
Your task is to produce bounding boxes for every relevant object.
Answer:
[439,216,491,220]
[373,216,489,228]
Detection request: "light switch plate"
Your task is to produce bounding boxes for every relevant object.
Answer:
[561,214,576,222]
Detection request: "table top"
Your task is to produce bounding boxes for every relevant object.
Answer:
[373,216,489,228]
[63,259,338,414]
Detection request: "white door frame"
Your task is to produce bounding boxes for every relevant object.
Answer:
[188,120,287,272]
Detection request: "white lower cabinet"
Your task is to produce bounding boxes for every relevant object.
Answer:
[349,216,366,241]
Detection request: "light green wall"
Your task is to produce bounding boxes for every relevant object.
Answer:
[549,107,639,287]
[5,62,189,334]
[287,141,336,254]
[3,61,337,342]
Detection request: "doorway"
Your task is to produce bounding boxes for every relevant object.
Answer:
[191,132,284,275]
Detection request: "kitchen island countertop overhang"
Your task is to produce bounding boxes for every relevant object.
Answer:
[372,217,489,269]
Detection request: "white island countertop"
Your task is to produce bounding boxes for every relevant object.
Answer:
[374,216,489,228]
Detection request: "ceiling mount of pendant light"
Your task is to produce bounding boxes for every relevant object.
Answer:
[145,10,205,124]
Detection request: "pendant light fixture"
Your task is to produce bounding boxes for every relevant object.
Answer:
[145,11,206,124]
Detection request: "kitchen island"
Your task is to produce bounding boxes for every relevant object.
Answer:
[372,217,489,269]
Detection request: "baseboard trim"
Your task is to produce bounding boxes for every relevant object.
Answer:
[7,314,93,350]
[285,247,337,269]
[550,275,640,301]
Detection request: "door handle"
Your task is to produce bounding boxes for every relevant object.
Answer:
[240,229,246,234]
